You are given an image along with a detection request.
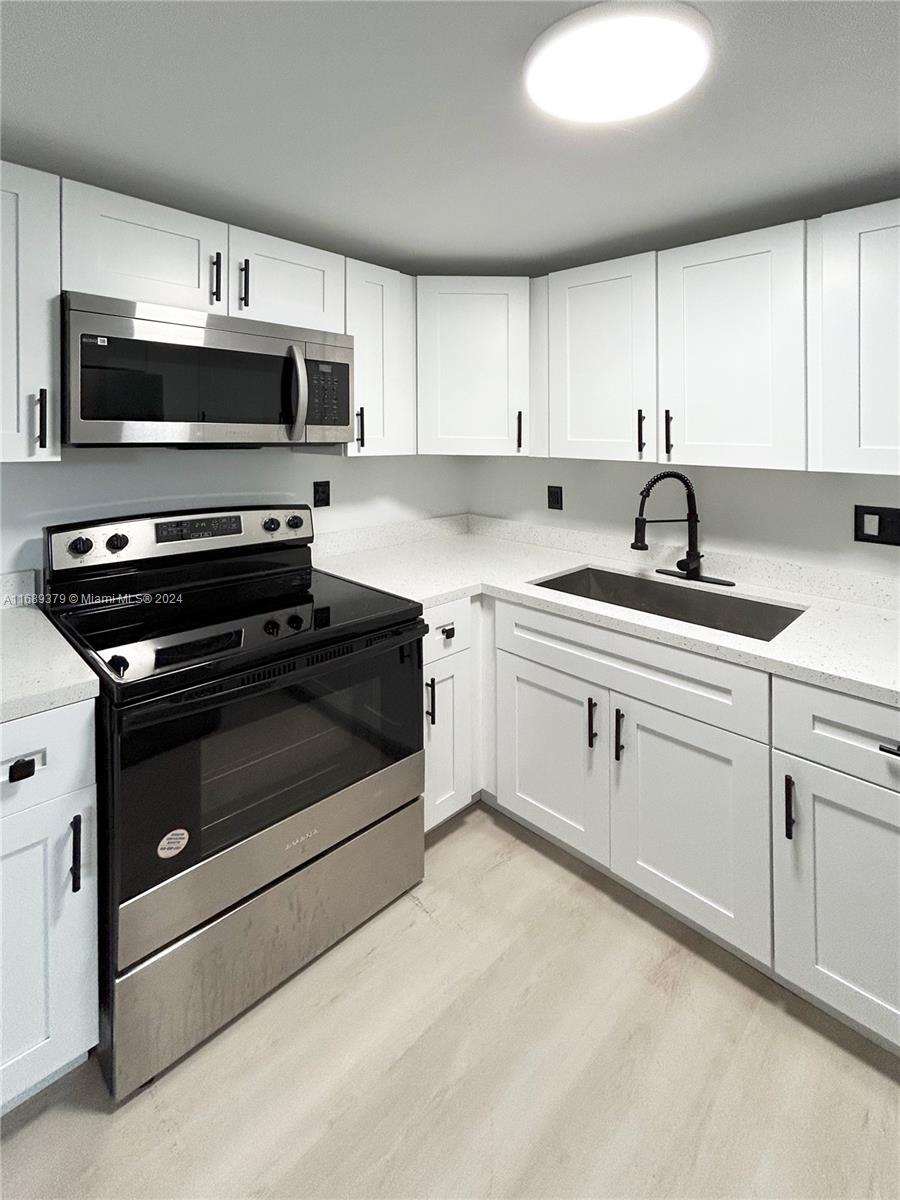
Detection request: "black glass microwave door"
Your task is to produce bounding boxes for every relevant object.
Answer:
[116,643,422,902]
[80,335,295,426]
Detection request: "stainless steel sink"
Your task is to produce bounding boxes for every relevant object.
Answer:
[534,567,804,641]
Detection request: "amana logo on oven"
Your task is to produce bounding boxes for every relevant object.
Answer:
[285,829,319,852]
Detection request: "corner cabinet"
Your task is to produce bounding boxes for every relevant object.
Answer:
[496,651,610,864]
[62,179,228,312]
[227,227,345,333]
[1,162,61,461]
[344,259,417,455]
[548,253,657,462]
[417,276,529,455]
[657,222,806,469]
[1,700,98,1107]
[809,200,900,475]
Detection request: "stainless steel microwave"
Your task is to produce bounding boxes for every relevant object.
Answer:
[62,292,354,447]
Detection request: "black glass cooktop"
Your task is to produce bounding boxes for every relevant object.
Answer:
[52,568,421,695]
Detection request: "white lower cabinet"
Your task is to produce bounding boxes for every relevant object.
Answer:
[1,784,98,1104]
[423,650,472,832]
[610,696,771,962]
[496,652,610,865]
[772,752,900,1047]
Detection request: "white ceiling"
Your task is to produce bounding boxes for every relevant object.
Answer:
[2,1,898,275]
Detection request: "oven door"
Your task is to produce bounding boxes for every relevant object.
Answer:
[64,305,353,446]
[109,623,425,966]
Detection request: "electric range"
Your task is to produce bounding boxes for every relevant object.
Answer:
[43,504,428,1100]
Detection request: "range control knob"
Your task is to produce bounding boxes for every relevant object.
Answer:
[107,655,129,678]
[286,514,304,530]
[262,517,281,533]
[67,536,93,557]
[287,613,304,631]
[106,533,129,553]
[263,619,281,637]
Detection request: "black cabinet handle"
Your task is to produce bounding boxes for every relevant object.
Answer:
[516,410,523,451]
[614,708,625,761]
[70,813,82,893]
[664,409,674,456]
[637,408,645,454]
[37,388,48,450]
[440,624,455,642]
[241,258,251,308]
[784,774,796,840]
[425,677,436,725]
[587,697,598,748]
[356,407,365,449]
[8,757,35,783]
[211,251,223,303]
[878,743,900,758]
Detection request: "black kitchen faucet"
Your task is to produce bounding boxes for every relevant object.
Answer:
[631,471,734,587]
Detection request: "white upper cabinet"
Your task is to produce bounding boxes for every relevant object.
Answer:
[62,180,228,312]
[549,253,657,461]
[809,200,900,475]
[1,162,61,462]
[658,222,806,470]
[344,259,416,455]
[417,276,529,456]
[227,227,344,332]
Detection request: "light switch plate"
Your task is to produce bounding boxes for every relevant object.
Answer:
[854,505,900,546]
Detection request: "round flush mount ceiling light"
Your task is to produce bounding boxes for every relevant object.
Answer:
[524,2,713,124]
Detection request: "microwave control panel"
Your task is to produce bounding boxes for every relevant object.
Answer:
[306,360,350,426]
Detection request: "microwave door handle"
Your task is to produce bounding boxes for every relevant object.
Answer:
[288,344,309,443]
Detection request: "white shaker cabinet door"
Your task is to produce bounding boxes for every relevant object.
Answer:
[549,253,657,462]
[227,227,345,333]
[772,753,900,1047]
[423,651,472,832]
[610,696,771,963]
[1,786,98,1105]
[417,276,529,456]
[62,180,227,311]
[345,259,416,455]
[658,222,806,469]
[811,200,900,475]
[1,162,61,461]
[496,652,609,865]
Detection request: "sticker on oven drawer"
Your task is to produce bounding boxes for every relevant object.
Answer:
[157,829,190,858]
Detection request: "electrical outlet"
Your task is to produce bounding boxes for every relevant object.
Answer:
[854,504,900,546]
[313,481,331,508]
[547,485,563,510]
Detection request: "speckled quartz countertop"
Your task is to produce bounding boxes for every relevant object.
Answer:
[320,531,900,708]
[1,604,99,723]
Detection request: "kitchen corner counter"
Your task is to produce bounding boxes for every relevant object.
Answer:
[1,605,99,723]
[320,532,900,708]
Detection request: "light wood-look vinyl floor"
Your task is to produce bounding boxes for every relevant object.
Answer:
[2,804,898,1200]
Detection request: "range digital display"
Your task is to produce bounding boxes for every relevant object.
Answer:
[155,515,242,544]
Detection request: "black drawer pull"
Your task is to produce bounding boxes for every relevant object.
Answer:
[356,407,365,449]
[784,774,796,840]
[8,757,35,783]
[440,624,455,642]
[241,258,251,308]
[516,410,523,451]
[614,708,625,761]
[587,697,598,748]
[211,251,223,303]
[70,814,82,893]
[425,677,436,725]
[878,743,900,758]
[636,408,645,454]
[664,409,674,456]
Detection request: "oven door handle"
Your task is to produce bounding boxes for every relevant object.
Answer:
[288,344,309,444]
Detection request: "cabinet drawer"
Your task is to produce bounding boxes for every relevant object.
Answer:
[1,700,95,818]
[773,678,900,791]
[423,598,471,664]
[495,601,768,740]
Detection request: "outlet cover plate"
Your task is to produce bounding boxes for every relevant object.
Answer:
[548,485,563,511]
[313,481,331,508]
